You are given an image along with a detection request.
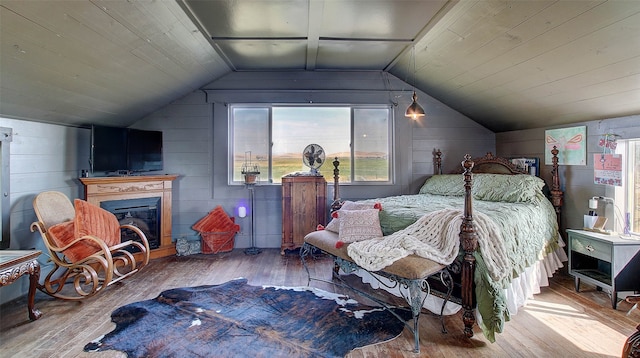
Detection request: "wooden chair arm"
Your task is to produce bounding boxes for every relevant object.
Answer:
[30,221,45,234]
[119,224,151,249]
[119,224,151,265]
[120,224,148,241]
[626,296,640,304]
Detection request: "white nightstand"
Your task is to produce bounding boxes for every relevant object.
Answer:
[567,229,640,309]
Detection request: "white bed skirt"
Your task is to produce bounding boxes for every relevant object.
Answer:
[346,235,568,318]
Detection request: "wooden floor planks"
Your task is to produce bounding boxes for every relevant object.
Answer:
[0,248,637,358]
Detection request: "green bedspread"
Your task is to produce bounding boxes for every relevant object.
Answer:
[357,191,560,342]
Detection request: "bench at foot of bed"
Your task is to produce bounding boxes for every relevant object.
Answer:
[300,230,453,354]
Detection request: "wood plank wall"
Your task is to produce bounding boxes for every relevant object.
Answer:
[496,115,640,234]
[0,71,495,305]
[0,118,89,303]
[134,71,495,253]
[4,71,639,309]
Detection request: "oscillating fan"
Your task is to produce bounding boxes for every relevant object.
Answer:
[302,144,325,174]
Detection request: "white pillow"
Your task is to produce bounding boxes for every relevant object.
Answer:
[324,211,341,232]
[324,200,381,233]
[337,209,383,243]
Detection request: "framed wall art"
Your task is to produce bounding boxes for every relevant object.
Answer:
[545,126,586,165]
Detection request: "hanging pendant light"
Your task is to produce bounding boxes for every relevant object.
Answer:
[405,46,425,120]
[405,91,425,119]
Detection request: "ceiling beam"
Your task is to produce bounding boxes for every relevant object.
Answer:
[306,0,324,70]
[176,0,235,71]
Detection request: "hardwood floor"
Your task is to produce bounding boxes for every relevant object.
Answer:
[0,249,638,357]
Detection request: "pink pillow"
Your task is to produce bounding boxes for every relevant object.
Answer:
[324,201,382,233]
[324,211,341,232]
[74,199,121,248]
[337,209,383,243]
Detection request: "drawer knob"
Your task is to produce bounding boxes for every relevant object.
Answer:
[586,245,595,252]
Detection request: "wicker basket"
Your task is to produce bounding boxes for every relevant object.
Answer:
[200,231,236,254]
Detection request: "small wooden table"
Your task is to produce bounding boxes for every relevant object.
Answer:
[0,250,42,321]
[567,229,640,309]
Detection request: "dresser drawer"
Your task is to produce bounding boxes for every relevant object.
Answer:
[571,236,611,262]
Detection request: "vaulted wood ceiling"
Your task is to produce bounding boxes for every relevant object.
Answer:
[1,0,639,132]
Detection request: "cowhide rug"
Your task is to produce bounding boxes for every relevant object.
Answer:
[84,278,410,357]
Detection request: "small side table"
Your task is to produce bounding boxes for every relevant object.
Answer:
[567,229,640,309]
[0,250,42,321]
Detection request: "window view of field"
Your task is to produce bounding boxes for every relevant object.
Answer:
[234,151,389,183]
[271,155,351,183]
[231,105,391,184]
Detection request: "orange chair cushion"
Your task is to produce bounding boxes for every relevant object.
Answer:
[48,220,97,262]
[74,199,121,248]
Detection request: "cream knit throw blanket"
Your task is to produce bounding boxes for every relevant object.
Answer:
[347,208,510,282]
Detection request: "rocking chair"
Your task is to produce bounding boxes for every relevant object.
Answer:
[30,191,150,300]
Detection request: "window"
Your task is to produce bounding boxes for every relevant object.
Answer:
[230,105,392,184]
[614,138,640,235]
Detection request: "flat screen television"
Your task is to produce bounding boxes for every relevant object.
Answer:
[128,129,163,172]
[91,125,163,174]
[91,125,128,173]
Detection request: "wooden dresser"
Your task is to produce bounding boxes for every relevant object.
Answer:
[281,174,327,255]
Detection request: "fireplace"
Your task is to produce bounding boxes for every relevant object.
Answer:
[101,197,161,250]
[80,174,178,258]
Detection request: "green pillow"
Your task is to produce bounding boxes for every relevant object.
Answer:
[472,174,545,203]
[418,174,465,196]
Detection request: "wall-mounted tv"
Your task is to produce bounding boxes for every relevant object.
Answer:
[91,125,163,174]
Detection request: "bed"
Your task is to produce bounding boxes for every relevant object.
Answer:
[301,149,567,348]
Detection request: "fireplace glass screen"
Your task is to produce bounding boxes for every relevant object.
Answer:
[101,197,161,251]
